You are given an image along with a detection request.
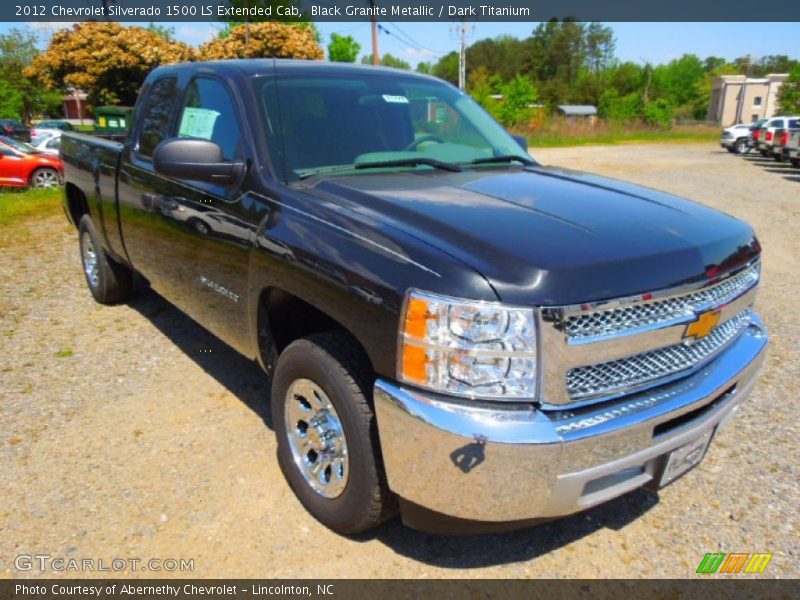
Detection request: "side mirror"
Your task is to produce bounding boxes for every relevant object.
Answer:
[153,138,245,184]
[511,134,528,152]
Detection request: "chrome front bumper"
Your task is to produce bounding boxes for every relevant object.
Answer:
[374,315,768,526]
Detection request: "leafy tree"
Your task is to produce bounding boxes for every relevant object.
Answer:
[0,79,24,119]
[25,22,195,107]
[585,22,615,73]
[466,35,526,83]
[496,76,538,127]
[327,33,360,63]
[200,22,323,61]
[598,88,642,121]
[467,65,499,119]
[643,98,674,127]
[651,54,705,118]
[607,61,645,96]
[756,55,798,76]
[415,61,433,75]
[360,53,411,70]
[0,27,61,121]
[777,65,800,114]
[703,56,727,72]
[432,52,458,84]
[146,23,175,42]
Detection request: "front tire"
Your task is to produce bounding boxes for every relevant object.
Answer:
[272,332,396,534]
[78,215,132,304]
[29,167,60,188]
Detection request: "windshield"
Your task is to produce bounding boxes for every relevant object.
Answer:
[257,72,529,181]
[0,136,37,154]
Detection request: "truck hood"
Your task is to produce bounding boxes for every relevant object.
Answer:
[308,166,759,305]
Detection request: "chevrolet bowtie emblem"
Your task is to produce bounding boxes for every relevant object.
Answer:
[684,309,722,341]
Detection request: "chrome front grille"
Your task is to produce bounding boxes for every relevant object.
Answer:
[566,308,752,400]
[565,263,759,341]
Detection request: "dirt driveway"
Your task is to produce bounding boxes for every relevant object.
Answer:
[1,143,797,578]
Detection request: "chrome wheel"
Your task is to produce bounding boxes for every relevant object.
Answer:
[81,231,100,289]
[284,378,349,499]
[31,169,59,188]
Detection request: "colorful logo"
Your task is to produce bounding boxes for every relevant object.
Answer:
[684,309,722,341]
[696,552,773,574]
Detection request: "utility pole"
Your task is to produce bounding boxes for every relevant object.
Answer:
[451,21,473,90]
[370,0,379,65]
[244,0,250,50]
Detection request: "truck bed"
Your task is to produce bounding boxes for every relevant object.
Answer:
[60,132,127,263]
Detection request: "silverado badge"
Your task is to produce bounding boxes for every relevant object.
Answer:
[684,309,722,341]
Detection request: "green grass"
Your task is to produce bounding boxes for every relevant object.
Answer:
[514,120,720,148]
[0,188,63,229]
[54,348,73,358]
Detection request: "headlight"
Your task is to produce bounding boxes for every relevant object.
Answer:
[398,289,537,400]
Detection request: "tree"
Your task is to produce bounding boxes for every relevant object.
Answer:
[466,35,526,83]
[0,27,61,121]
[327,33,360,63]
[199,22,323,61]
[598,88,642,121]
[777,65,800,114]
[432,52,458,84]
[585,23,615,73]
[146,23,175,42]
[643,98,674,128]
[467,65,499,119]
[496,76,538,127]
[25,23,195,107]
[415,61,433,75]
[360,54,410,70]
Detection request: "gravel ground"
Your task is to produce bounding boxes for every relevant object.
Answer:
[1,143,797,579]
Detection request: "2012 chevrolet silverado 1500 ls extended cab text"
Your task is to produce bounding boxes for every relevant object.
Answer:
[60,60,768,535]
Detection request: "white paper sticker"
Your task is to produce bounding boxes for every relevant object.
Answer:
[382,94,409,104]
[178,107,220,140]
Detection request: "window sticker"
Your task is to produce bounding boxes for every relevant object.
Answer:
[178,107,221,140]
[382,94,409,104]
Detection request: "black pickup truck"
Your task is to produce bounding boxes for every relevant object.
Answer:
[60,60,768,535]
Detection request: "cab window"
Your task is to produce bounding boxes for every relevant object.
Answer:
[177,78,243,161]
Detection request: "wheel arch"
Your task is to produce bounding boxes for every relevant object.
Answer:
[64,182,90,228]
[255,286,377,379]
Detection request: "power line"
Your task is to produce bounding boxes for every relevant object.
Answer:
[384,22,446,57]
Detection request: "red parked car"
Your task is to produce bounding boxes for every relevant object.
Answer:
[0,135,63,188]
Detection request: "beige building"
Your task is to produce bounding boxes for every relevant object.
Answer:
[708,74,788,126]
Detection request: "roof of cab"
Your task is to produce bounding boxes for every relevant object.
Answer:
[158,58,441,82]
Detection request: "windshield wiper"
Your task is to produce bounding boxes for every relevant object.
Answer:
[468,155,535,166]
[296,165,357,180]
[354,157,462,172]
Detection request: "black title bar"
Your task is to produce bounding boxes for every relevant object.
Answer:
[7,0,800,22]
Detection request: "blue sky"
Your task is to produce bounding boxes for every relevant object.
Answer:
[8,22,800,68]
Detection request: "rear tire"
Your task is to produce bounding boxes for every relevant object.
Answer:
[271,332,396,534]
[78,215,132,304]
